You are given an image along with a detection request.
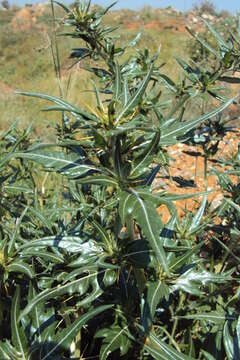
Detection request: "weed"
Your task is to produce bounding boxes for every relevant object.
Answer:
[0,1,240,359]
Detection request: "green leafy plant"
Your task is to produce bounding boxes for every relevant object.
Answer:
[1,1,240,359]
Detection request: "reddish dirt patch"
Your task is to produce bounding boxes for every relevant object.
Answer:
[127,22,139,30]
[0,81,13,97]
[127,17,187,33]
[12,7,36,31]
[157,130,240,223]
[144,20,159,30]
[11,4,46,31]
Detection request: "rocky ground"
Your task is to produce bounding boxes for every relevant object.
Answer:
[4,3,223,33]
[157,128,240,223]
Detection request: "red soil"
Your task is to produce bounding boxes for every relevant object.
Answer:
[157,130,240,223]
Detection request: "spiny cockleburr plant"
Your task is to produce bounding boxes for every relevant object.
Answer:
[1,1,240,359]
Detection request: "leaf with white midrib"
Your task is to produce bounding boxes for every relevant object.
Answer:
[76,175,119,187]
[28,207,52,231]
[118,191,136,224]
[145,332,194,360]
[186,26,220,59]
[115,63,154,124]
[175,313,235,322]
[0,342,11,360]
[142,280,166,332]
[144,342,165,360]
[22,250,64,263]
[20,236,86,253]
[92,220,109,245]
[28,283,42,342]
[189,195,207,233]
[14,151,100,178]
[100,326,129,360]
[16,91,98,121]
[8,261,34,279]
[123,78,130,106]
[131,130,160,177]
[131,190,169,275]
[122,194,133,221]
[202,18,229,50]
[3,185,33,194]
[11,287,27,360]
[169,241,204,271]
[150,282,162,316]
[114,62,121,100]
[8,207,28,256]
[42,305,113,360]
[161,97,236,142]
[19,270,106,319]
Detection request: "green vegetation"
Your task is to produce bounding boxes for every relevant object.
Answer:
[0,3,189,136]
[0,1,240,359]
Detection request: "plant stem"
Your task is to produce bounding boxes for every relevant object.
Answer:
[204,154,208,191]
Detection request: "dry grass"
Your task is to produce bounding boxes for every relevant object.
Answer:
[0,4,199,137]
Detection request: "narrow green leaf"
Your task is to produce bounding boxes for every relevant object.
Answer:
[0,342,12,360]
[76,175,118,187]
[201,350,217,360]
[173,268,232,295]
[42,305,113,360]
[20,236,102,254]
[28,207,52,231]
[131,130,160,178]
[91,80,104,111]
[223,321,236,360]
[169,241,205,271]
[53,0,71,13]
[202,18,229,50]
[224,198,240,214]
[127,32,142,47]
[8,207,28,256]
[8,260,34,279]
[114,62,121,101]
[175,57,200,83]
[16,91,98,122]
[11,287,27,359]
[142,281,169,331]
[144,332,194,360]
[14,150,100,179]
[115,62,154,124]
[102,1,117,14]
[113,136,124,178]
[130,190,169,275]
[97,325,130,360]
[21,250,63,264]
[160,190,210,201]
[20,270,106,319]
[186,26,220,59]
[118,191,136,224]
[189,195,207,233]
[91,220,110,248]
[237,316,240,353]
[3,185,33,194]
[219,76,240,84]
[159,74,178,93]
[161,97,236,145]
[123,77,130,106]
[27,283,44,342]
[176,312,235,323]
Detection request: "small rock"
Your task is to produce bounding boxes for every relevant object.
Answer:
[209,194,223,211]
[202,13,214,21]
